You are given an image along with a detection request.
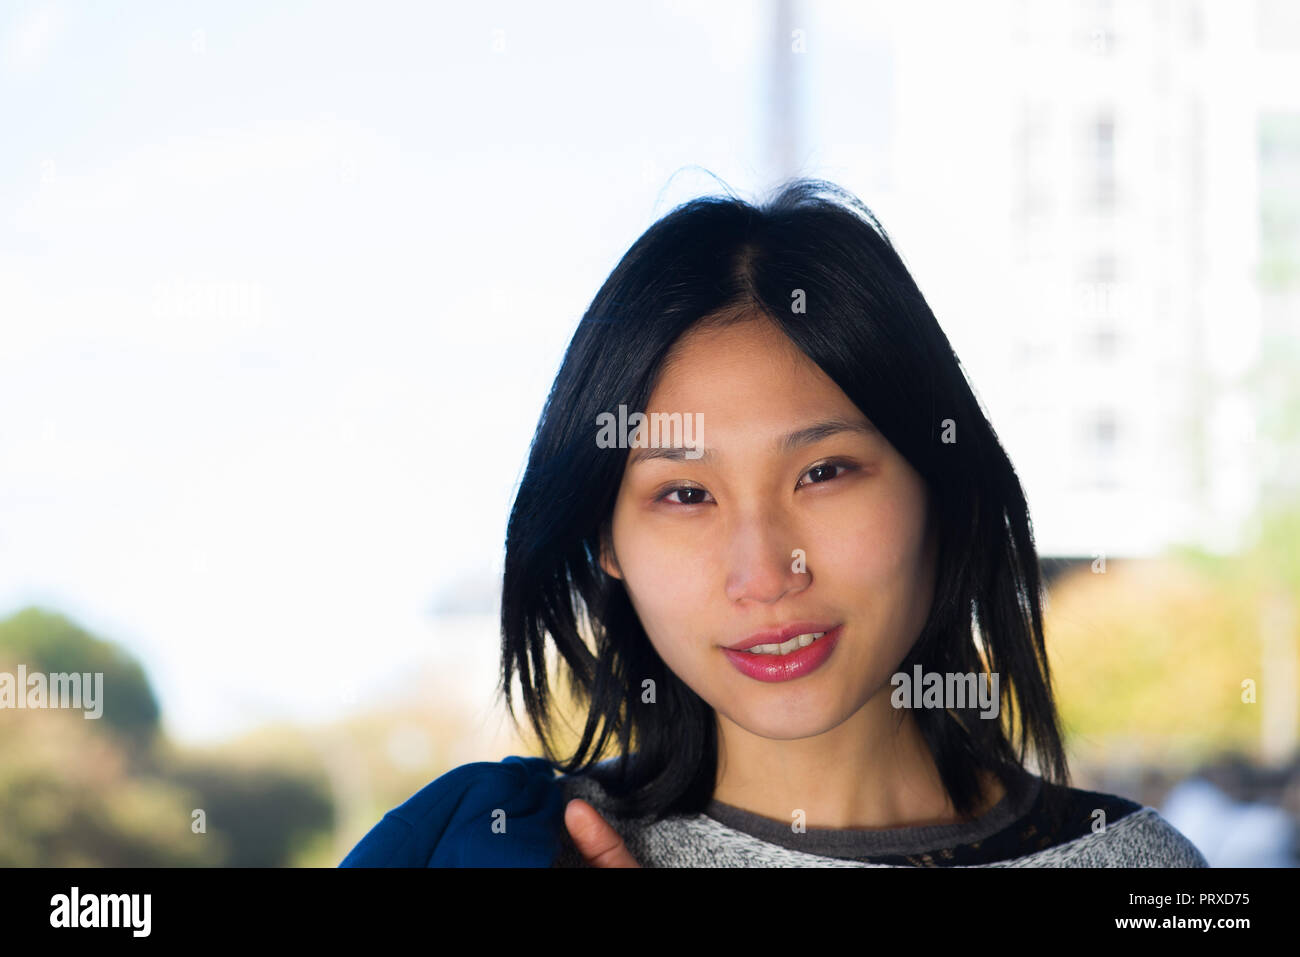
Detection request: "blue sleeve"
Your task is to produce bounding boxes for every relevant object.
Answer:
[338,755,566,867]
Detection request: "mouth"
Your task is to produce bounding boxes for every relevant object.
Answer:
[739,631,828,656]
[724,622,840,653]
[720,624,844,682]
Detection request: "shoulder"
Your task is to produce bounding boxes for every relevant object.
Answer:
[1024,807,1209,867]
[553,758,674,867]
[554,758,827,868]
[339,755,565,867]
[1111,807,1211,866]
[557,758,625,813]
[997,780,1210,867]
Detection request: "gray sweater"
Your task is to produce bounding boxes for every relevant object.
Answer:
[553,765,1209,867]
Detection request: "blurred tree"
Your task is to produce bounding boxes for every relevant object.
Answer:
[0,606,160,749]
[164,749,334,867]
[0,606,335,866]
[0,708,218,866]
[1047,501,1300,768]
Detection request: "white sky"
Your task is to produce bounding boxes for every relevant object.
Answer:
[0,1,900,743]
[4,1,1275,745]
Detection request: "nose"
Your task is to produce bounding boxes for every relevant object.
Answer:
[722,507,810,605]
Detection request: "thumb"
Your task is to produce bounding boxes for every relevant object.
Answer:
[564,798,641,868]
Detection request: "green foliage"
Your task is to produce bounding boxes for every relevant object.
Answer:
[167,756,334,867]
[1047,499,1300,767]
[0,709,219,866]
[0,606,160,746]
[0,606,335,866]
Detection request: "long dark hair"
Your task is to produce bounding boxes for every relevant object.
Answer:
[500,178,1070,826]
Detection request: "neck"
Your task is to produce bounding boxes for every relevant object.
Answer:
[710,691,1003,830]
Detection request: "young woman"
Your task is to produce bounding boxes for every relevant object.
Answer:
[341,179,1208,867]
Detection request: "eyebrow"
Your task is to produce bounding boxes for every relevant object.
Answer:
[625,416,878,466]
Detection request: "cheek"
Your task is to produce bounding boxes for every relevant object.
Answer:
[616,513,708,585]
[611,513,715,639]
[813,483,929,588]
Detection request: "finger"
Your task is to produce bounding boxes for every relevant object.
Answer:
[564,798,640,868]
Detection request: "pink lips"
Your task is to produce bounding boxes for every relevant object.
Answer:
[721,624,843,682]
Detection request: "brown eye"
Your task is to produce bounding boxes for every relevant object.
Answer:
[658,486,712,506]
[797,461,855,488]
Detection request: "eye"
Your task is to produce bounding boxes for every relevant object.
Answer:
[796,460,855,489]
[656,485,713,506]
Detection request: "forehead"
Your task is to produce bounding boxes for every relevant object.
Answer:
[649,315,853,417]
[660,313,802,369]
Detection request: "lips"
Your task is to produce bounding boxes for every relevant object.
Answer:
[721,624,843,682]
[725,622,839,652]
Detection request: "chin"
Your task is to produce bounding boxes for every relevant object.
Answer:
[730,702,842,741]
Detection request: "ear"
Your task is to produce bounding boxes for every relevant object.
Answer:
[598,524,623,580]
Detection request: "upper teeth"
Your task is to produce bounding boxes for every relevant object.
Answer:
[747,632,825,655]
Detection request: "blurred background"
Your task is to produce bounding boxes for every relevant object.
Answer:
[1,0,1297,866]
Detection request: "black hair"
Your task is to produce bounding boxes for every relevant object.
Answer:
[500,177,1071,829]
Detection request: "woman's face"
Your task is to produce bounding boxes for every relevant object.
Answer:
[600,314,938,741]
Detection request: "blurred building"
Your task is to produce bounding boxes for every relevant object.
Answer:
[885,0,1300,558]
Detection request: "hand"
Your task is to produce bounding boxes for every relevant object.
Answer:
[563,798,641,867]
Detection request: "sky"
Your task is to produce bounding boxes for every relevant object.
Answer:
[7,1,1277,747]
[0,0,901,743]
